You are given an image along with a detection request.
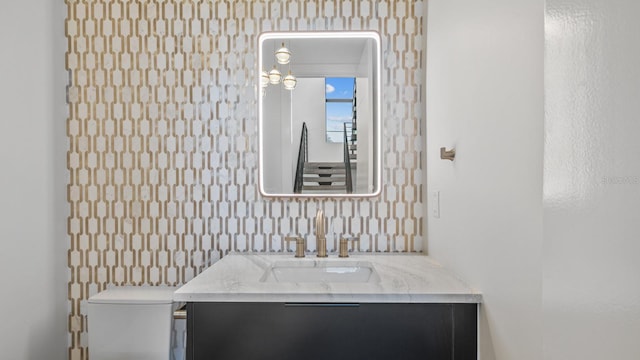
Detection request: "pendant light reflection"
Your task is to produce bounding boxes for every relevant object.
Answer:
[275,42,291,64]
[283,72,297,90]
[268,66,282,84]
[262,40,295,94]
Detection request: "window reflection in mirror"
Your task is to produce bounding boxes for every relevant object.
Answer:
[258,31,381,198]
[325,77,355,144]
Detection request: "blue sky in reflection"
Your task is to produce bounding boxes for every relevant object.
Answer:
[325,77,354,143]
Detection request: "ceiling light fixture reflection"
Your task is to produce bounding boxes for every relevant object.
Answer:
[261,70,270,88]
[268,66,282,84]
[283,72,297,90]
[275,42,291,64]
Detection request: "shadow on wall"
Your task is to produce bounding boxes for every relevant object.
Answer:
[172,318,186,360]
[479,304,496,360]
[26,311,62,360]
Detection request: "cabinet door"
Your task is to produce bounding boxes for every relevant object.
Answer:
[187,302,477,360]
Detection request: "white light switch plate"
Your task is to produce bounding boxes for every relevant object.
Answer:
[431,191,440,218]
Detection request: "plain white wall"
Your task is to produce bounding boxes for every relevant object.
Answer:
[261,83,284,193]
[296,78,343,163]
[0,2,67,360]
[355,78,371,193]
[426,0,544,359]
[544,0,640,358]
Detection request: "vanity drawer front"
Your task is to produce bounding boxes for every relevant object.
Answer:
[187,302,477,360]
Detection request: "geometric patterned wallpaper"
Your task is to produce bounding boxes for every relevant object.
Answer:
[65,1,424,359]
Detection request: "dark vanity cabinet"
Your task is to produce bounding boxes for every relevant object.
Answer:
[186,302,477,360]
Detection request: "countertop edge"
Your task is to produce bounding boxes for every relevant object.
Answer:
[173,292,483,304]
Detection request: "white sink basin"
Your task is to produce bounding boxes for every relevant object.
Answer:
[260,260,380,283]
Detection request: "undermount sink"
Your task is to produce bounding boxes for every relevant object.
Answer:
[260,260,380,283]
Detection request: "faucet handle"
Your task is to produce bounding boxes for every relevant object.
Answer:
[338,237,359,258]
[285,236,305,258]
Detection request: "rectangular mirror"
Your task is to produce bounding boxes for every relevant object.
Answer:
[258,31,382,197]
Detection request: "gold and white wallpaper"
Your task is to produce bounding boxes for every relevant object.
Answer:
[66,0,424,358]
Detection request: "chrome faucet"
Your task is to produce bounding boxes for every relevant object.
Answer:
[315,209,328,257]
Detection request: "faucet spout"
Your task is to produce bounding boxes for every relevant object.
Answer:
[315,209,327,258]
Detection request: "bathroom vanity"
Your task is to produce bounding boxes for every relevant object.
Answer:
[174,254,482,360]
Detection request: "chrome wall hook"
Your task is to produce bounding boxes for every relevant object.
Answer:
[440,147,456,161]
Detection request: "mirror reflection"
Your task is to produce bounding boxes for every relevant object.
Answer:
[258,31,381,197]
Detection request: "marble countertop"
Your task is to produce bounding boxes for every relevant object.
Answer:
[174,254,482,303]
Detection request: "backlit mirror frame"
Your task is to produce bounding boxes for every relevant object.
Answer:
[257,31,382,198]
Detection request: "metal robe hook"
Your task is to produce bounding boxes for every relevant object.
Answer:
[440,147,456,161]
